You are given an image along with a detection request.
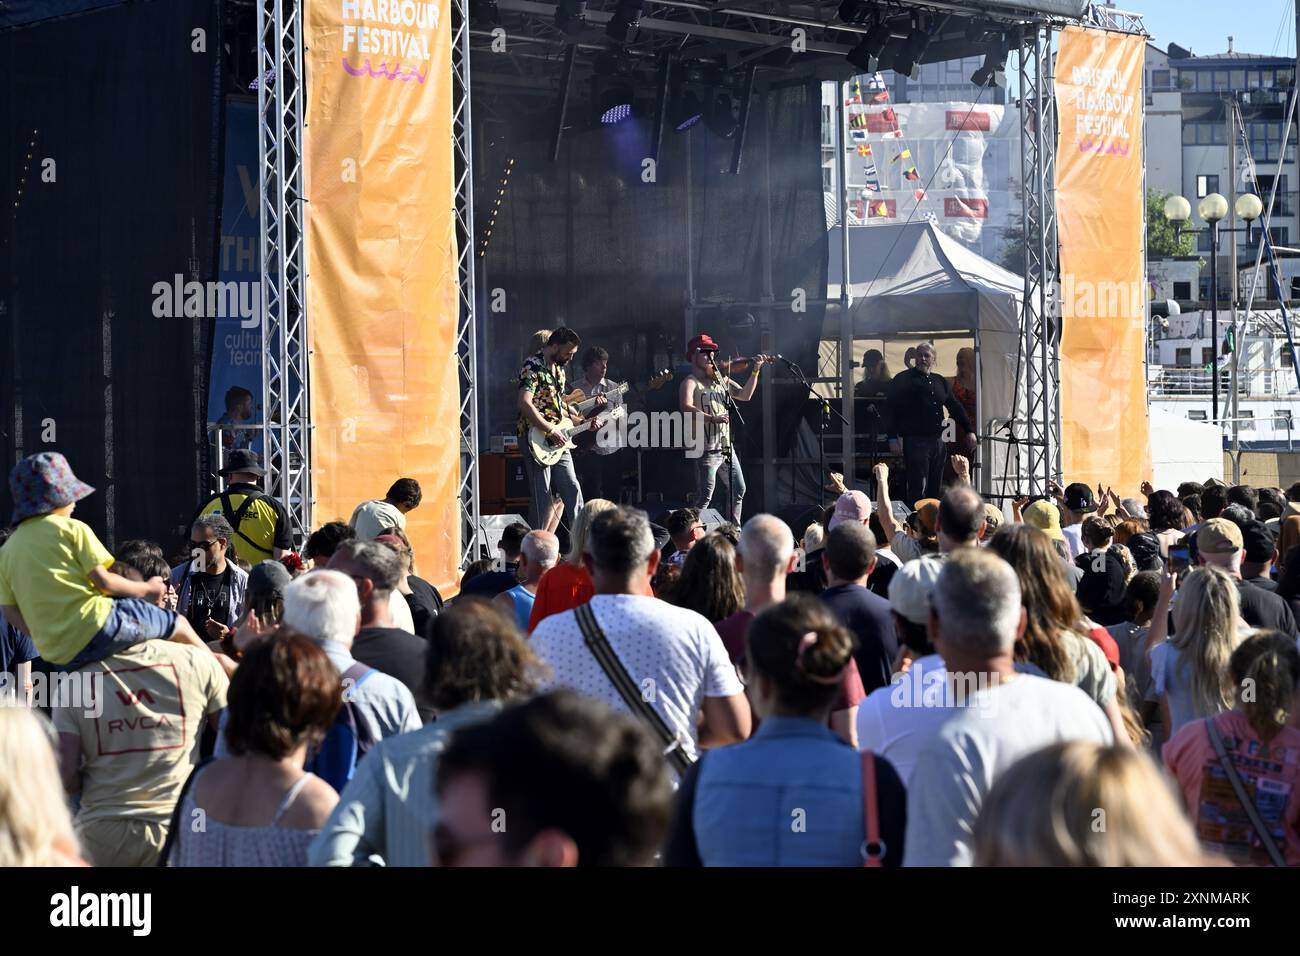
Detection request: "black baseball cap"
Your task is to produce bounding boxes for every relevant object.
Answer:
[1126,532,1163,572]
[248,559,292,603]
[1063,482,1096,513]
[1239,519,1276,564]
[220,448,265,478]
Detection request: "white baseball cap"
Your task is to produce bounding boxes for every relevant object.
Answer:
[887,555,945,625]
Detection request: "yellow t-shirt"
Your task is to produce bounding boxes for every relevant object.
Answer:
[52,640,229,824]
[196,489,283,565]
[0,513,115,664]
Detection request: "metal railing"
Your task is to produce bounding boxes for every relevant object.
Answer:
[1147,367,1238,397]
[1149,365,1300,397]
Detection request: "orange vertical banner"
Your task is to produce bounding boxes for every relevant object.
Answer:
[1056,26,1149,494]
[305,0,461,592]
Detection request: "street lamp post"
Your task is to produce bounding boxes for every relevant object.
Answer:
[1163,192,1263,436]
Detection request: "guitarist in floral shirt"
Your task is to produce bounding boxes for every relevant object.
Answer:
[517,328,602,538]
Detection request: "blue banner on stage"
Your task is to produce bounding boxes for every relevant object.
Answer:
[208,97,263,459]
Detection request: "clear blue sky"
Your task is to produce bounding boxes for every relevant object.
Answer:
[1131,0,1298,59]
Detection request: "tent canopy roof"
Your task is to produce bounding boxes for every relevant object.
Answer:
[826,221,1023,337]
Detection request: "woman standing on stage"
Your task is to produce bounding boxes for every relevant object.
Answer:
[945,347,978,485]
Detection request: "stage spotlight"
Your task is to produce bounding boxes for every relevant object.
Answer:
[971,39,1009,88]
[845,20,891,71]
[597,81,636,125]
[606,0,643,45]
[705,91,738,139]
[554,0,585,36]
[672,90,705,131]
[891,22,930,79]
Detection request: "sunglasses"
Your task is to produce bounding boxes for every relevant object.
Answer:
[189,539,221,550]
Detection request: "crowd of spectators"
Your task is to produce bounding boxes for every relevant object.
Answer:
[2,450,1298,867]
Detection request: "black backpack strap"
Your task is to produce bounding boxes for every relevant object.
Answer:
[223,490,274,556]
[573,602,694,777]
[157,756,214,866]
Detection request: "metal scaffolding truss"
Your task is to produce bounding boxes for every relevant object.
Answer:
[453,0,484,566]
[256,0,312,546]
[1002,4,1146,498]
[1014,22,1061,497]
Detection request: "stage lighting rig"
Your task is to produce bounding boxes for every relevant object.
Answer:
[971,40,1009,88]
[553,0,585,36]
[592,52,637,125]
[597,83,635,125]
[672,90,705,131]
[606,0,643,45]
[891,17,930,80]
[845,19,891,72]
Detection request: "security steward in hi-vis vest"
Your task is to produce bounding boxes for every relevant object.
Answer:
[193,449,293,565]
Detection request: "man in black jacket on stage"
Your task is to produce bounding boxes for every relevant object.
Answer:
[886,343,974,502]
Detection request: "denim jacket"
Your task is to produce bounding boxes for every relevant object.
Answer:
[682,716,906,867]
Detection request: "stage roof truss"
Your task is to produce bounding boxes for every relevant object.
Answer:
[251,0,1146,560]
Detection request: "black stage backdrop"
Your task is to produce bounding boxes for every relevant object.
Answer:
[474,79,828,511]
[0,0,223,549]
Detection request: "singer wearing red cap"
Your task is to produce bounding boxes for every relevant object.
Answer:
[678,333,775,524]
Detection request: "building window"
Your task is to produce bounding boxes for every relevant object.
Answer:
[1196,175,1219,198]
[1201,347,1215,366]
[1276,409,1294,429]
[1152,69,1170,89]
[1240,410,1255,431]
[1270,227,1290,246]
[1283,345,1295,368]
[1175,347,1192,367]
[1173,281,1192,299]
[1189,410,1207,421]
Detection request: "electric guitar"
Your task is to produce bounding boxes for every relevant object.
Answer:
[566,370,673,453]
[529,404,627,467]
[561,369,674,415]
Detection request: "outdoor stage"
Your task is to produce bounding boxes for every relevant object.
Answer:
[1,0,1149,592]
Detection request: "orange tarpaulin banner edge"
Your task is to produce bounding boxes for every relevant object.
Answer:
[1056,26,1151,496]
[305,1,461,594]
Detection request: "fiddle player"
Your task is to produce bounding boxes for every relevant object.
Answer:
[678,333,774,524]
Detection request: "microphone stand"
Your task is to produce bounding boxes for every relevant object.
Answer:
[782,357,849,508]
[710,355,744,524]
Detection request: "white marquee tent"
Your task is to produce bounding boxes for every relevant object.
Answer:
[826,221,1028,499]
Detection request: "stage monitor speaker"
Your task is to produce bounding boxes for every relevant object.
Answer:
[699,508,727,533]
[477,513,530,561]
[776,504,826,543]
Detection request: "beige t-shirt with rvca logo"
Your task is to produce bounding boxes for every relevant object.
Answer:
[53,640,228,825]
